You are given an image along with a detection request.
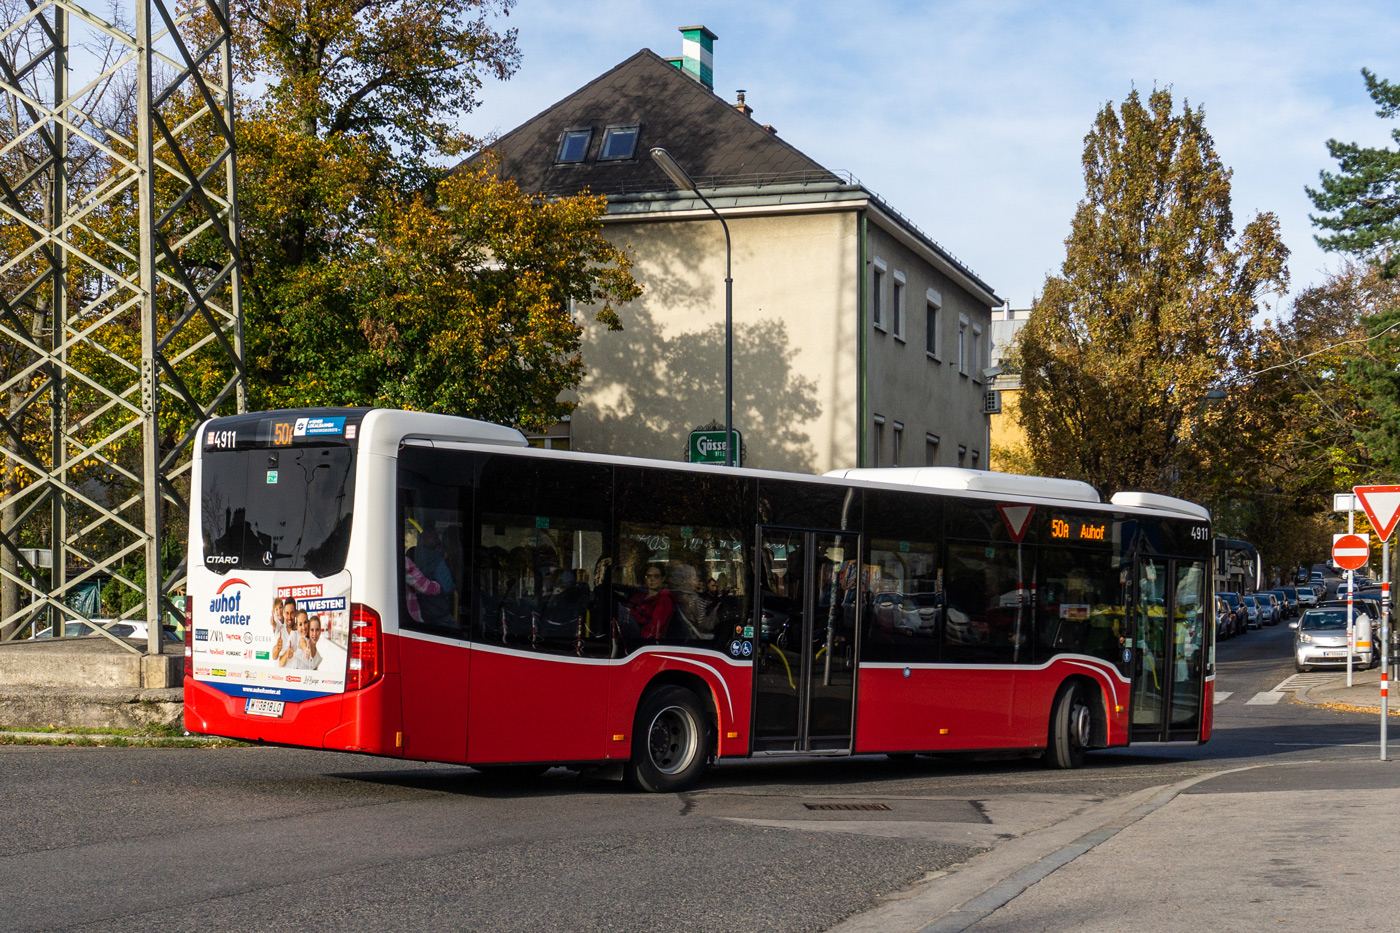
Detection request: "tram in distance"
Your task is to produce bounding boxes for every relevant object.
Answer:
[185,407,1216,791]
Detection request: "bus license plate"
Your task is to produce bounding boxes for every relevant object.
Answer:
[245,698,284,717]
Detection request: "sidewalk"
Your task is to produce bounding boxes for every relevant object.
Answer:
[1295,662,1400,714]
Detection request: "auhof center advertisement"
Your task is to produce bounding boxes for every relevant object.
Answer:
[192,570,352,702]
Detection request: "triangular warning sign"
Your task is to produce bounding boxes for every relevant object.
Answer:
[1354,485,1400,541]
[998,503,1035,543]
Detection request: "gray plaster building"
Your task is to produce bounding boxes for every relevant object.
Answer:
[474,26,1001,474]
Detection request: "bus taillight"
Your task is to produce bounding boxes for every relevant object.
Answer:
[347,603,383,691]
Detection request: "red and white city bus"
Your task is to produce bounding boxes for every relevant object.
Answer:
[185,408,1214,791]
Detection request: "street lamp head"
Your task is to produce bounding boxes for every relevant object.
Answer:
[650,147,697,193]
[1204,388,1228,404]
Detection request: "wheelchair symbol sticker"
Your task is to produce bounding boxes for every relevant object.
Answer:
[740,640,753,657]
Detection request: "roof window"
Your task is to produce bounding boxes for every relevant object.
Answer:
[598,125,640,161]
[555,128,592,164]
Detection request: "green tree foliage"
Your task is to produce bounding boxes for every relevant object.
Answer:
[225,0,639,424]
[1015,88,1289,500]
[1308,69,1400,479]
[1308,69,1400,277]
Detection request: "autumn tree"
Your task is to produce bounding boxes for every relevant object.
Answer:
[226,0,638,423]
[1308,69,1400,477]
[1014,88,1289,502]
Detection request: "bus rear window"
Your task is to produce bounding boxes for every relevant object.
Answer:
[201,446,356,576]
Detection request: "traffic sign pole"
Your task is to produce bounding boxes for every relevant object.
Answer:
[1349,509,1354,688]
[1353,485,1400,763]
[1379,538,1391,763]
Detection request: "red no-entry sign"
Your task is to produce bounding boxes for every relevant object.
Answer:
[1333,533,1370,571]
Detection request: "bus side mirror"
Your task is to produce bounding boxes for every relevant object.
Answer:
[1288,620,1298,630]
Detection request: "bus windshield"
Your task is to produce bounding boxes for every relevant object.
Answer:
[201,446,356,576]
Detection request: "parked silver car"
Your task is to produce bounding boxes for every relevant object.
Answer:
[1293,607,1373,672]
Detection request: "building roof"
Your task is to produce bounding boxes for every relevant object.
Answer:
[472,49,841,198]
[468,45,1001,305]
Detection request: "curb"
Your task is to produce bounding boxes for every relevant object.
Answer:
[827,765,1262,933]
[0,729,238,747]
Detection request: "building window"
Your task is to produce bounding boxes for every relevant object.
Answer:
[555,128,592,164]
[892,272,906,340]
[957,444,967,467]
[972,324,984,382]
[871,258,887,331]
[925,433,940,466]
[873,415,886,467]
[598,124,641,161]
[926,289,942,358]
[892,422,904,466]
[957,314,969,376]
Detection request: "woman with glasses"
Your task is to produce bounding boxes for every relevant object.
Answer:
[624,562,676,641]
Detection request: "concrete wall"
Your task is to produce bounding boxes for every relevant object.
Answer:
[863,220,993,469]
[573,210,861,475]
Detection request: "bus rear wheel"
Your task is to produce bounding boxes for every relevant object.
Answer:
[1047,681,1091,769]
[625,685,709,793]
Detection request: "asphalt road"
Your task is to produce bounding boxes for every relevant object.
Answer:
[2,620,1388,933]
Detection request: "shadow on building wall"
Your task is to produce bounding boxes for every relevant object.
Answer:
[579,301,821,473]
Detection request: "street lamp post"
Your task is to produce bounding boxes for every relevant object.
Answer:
[650,147,734,467]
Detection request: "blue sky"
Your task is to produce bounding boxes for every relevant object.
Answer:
[462,0,1400,310]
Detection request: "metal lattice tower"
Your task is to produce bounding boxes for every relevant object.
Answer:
[0,0,245,654]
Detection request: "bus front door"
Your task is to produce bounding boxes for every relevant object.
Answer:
[752,528,859,753]
[1130,557,1207,742]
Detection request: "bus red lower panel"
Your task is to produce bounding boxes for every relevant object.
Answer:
[466,645,608,763]
[1202,679,1214,741]
[396,633,469,763]
[603,649,753,759]
[853,660,1132,753]
[185,676,346,747]
[854,666,1018,753]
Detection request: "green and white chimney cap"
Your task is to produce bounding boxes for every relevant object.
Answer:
[677,25,717,89]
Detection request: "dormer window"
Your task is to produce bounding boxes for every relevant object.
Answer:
[598,125,640,161]
[555,128,592,164]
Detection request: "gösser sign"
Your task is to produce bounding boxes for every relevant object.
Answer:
[688,429,742,466]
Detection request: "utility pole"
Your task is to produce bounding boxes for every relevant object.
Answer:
[0,0,247,657]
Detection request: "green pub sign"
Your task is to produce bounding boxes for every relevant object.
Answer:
[688,429,742,466]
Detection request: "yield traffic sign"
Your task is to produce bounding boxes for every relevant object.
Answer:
[1354,485,1400,541]
[1333,533,1371,571]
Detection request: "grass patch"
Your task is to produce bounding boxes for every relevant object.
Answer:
[1,723,185,738]
[0,733,249,748]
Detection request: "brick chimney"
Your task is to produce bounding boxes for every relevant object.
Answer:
[734,89,753,118]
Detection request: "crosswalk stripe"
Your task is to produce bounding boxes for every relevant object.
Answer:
[1214,691,1233,704]
[1247,691,1285,705]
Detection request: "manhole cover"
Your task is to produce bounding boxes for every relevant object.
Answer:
[803,803,892,812]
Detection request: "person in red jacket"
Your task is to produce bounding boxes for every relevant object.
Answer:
[626,563,675,640]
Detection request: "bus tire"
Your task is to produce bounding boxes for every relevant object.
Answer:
[625,685,709,793]
[1047,681,1090,769]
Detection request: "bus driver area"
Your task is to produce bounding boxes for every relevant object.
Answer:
[185,408,1214,792]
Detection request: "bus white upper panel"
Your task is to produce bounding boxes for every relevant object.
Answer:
[360,409,528,457]
[824,467,1101,504]
[1109,491,1211,522]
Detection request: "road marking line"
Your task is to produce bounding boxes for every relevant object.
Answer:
[1274,742,1378,747]
[1247,691,1285,705]
[1213,691,1233,704]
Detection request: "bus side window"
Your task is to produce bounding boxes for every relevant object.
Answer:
[397,448,471,639]
[864,539,942,665]
[943,543,1023,665]
[614,466,754,655]
[474,455,613,658]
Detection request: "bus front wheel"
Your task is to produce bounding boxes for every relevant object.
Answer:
[1047,681,1091,769]
[626,685,709,792]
